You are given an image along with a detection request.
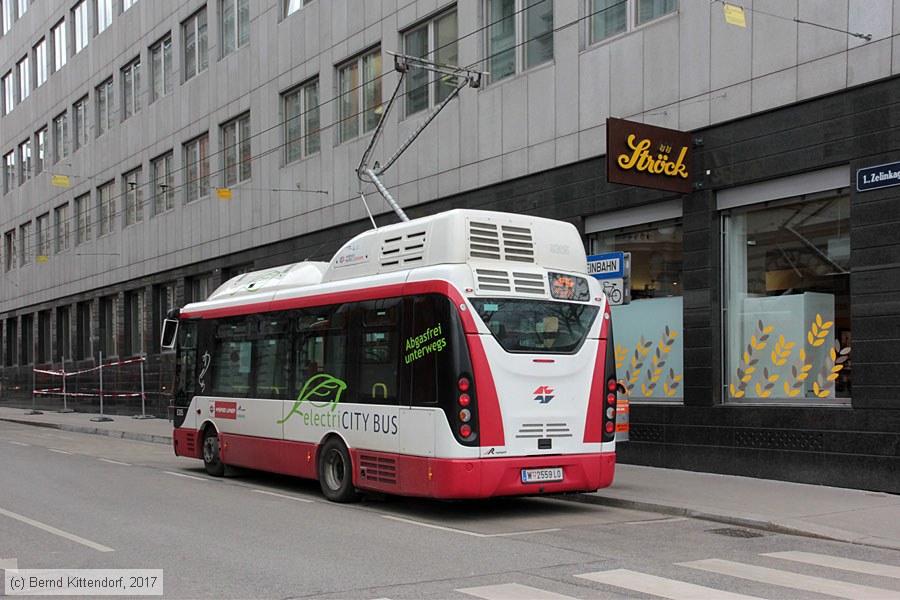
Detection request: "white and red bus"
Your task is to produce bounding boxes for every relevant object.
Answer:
[163,209,618,502]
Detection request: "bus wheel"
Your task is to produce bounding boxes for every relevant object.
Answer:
[202,429,226,477]
[318,438,360,503]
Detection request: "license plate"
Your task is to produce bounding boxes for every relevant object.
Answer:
[521,467,563,484]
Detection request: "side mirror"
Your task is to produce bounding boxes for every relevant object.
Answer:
[160,318,179,349]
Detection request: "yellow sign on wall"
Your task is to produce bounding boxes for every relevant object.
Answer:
[724,4,746,27]
[51,174,71,188]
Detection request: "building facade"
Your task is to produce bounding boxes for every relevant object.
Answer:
[1,0,898,492]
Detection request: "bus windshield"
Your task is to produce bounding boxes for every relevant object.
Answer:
[470,298,599,354]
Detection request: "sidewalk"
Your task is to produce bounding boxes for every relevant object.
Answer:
[2,405,898,551]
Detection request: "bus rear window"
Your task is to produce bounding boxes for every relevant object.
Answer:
[470,298,599,354]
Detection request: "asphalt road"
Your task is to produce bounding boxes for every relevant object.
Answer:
[1,421,899,599]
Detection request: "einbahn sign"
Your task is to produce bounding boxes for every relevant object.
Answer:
[607,117,693,194]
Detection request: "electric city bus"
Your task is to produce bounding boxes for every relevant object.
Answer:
[162,209,618,502]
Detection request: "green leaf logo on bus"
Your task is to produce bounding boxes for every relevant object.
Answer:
[278,374,347,424]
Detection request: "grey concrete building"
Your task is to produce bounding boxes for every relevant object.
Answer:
[2,0,899,491]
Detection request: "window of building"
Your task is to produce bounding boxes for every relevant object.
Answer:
[283,78,320,163]
[284,0,313,17]
[3,151,14,194]
[183,8,208,82]
[17,55,29,101]
[55,202,70,252]
[97,0,113,33]
[122,57,141,119]
[75,193,91,244]
[485,0,553,84]
[73,0,89,54]
[154,281,176,349]
[588,0,677,45]
[221,0,249,57]
[183,133,209,203]
[338,48,381,143]
[97,181,115,236]
[151,152,174,214]
[221,113,250,186]
[99,296,116,356]
[36,213,49,259]
[35,127,46,175]
[4,230,15,272]
[34,38,48,88]
[20,314,33,365]
[38,310,51,364]
[126,290,144,355]
[638,0,677,25]
[1,0,13,35]
[150,35,172,102]
[52,111,68,163]
[96,78,113,136]
[16,0,26,18]
[75,300,91,360]
[124,0,138,10]
[187,273,214,303]
[52,19,67,72]
[56,305,71,361]
[123,168,142,226]
[2,71,13,115]
[18,139,31,185]
[403,9,458,117]
[723,190,851,404]
[589,207,684,402]
[4,318,16,366]
[19,221,32,266]
[73,96,89,151]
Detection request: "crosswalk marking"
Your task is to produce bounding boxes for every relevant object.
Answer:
[458,583,578,600]
[764,551,900,580]
[577,569,765,600]
[679,558,897,599]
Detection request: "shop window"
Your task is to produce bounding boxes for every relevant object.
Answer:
[724,191,851,403]
[590,217,684,402]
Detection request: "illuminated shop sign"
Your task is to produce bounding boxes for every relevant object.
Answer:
[607,118,693,194]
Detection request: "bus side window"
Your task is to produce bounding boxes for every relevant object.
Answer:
[407,295,445,406]
[294,305,349,399]
[357,299,400,405]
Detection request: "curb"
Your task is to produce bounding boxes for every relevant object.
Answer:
[561,492,900,552]
[0,417,172,446]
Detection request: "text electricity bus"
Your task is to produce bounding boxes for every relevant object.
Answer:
[162,209,618,502]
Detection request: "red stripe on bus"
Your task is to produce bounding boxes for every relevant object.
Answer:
[583,338,608,443]
[355,448,614,498]
[220,433,318,479]
[466,333,505,447]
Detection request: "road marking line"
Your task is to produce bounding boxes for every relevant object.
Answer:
[48,449,72,454]
[163,471,211,482]
[98,458,132,466]
[763,551,900,580]
[578,569,765,600]
[623,516,689,525]
[381,515,558,538]
[679,558,895,599]
[458,582,578,599]
[0,507,114,553]
[251,489,315,503]
[8,441,29,446]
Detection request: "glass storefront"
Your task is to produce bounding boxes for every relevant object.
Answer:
[723,191,851,403]
[591,218,683,402]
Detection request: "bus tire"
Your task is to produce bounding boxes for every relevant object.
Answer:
[318,438,360,503]
[202,428,226,477]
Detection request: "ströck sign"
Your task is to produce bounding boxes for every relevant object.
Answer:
[607,118,693,194]
[856,161,900,192]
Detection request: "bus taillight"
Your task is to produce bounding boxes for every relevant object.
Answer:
[605,422,615,434]
[459,409,471,422]
[460,424,472,437]
[458,377,470,391]
[458,393,471,407]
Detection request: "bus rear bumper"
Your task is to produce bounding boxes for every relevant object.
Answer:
[173,428,201,459]
[362,451,616,499]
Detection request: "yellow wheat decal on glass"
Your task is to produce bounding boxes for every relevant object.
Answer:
[642,327,678,397]
[730,320,772,399]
